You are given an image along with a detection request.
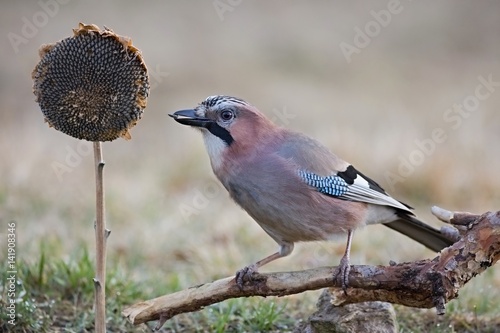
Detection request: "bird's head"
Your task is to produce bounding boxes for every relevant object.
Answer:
[170,96,244,145]
[170,95,278,172]
[170,96,277,168]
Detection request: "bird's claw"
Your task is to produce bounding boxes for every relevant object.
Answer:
[333,255,351,294]
[235,264,258,289]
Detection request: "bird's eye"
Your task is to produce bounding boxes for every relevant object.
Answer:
[220,110,234,121]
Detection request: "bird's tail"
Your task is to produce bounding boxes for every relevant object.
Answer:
[384,213,453,252]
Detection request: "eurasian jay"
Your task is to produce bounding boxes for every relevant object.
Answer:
[170,95,453,289]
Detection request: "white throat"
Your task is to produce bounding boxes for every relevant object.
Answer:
[201,130,226,172]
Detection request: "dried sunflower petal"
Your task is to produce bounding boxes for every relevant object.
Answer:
[32,23,150,142]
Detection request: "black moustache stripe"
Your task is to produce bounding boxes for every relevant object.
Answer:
[205,122,234,146]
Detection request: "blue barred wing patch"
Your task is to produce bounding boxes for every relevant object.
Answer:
[298,170,348,197]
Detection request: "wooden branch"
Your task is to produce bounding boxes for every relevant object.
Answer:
[123,209,500,330]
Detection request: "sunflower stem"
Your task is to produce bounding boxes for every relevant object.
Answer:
[93,141,107,333]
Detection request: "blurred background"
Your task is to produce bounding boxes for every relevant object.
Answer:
[1,0,499,328]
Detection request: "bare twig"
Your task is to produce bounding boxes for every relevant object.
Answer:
[94,142,107,333]
[123,209,500,330]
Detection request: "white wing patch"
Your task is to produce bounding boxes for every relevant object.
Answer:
[342,175,412,213]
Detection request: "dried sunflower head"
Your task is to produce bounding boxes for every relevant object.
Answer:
[32,23,149,142]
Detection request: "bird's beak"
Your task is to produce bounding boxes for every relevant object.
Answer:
[169,109,213,128]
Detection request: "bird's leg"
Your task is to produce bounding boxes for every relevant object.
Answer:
[235,252,281,287]
[333,229,354,293]
[235,243,293,289]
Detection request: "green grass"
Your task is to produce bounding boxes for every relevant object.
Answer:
[1,244,499,332]
[0,246,297,332]
[0,247,146,332]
